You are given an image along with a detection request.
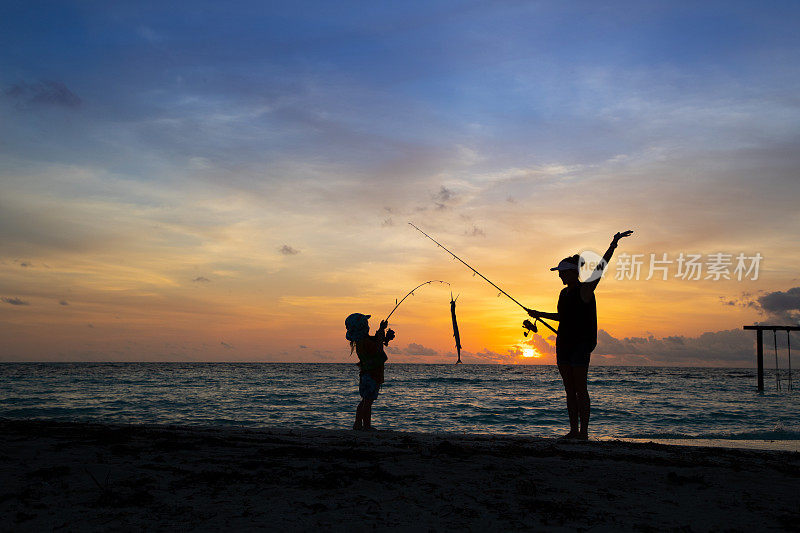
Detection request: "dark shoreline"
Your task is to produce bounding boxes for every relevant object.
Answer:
[2,419,799,531]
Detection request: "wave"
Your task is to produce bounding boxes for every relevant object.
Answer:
[621,428,800,441]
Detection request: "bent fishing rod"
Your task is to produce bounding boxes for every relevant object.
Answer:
[408,223,557,335]
[385,280,450,322]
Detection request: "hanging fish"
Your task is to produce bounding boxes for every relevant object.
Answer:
[451,292,462,364]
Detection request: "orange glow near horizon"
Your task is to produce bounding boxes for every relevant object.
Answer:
[522,347,538,358]
[2,2,800,367]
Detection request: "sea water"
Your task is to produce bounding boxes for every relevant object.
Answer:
[1,363,798,443]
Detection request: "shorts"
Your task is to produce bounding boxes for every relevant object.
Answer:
[556,345,592,367]
[359,373,380,400]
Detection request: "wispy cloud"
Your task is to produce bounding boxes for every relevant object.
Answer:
[433,186,455,210]
[4,81,81,108]
[279,244,300,255]
[192,276,211,283]
[1,297,29,306]
[466,225,485,237]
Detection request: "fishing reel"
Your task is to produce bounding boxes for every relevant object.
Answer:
[383,328,395,345]
[522,318,538,337]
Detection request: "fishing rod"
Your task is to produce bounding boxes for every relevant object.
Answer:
[385,280,450,322]
[408,222,557,335]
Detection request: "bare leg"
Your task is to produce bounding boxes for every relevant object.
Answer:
[571,365,590,439]
[362,398,374,429]
[354,399,364,430]
[558,363,579,436]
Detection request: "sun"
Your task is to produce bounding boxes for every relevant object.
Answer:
[522,347,539,358]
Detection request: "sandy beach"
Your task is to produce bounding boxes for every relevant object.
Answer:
[1,419,798,531]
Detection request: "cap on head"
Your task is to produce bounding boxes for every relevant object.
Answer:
[550,254,583,272]
[345,313,371,342]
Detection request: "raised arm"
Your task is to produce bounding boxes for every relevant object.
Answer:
[586,230,633,290]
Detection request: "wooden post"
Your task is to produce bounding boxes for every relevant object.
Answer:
[756,328,764,392]
[743,326,798,392]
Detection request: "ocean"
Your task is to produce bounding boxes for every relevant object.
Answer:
[1,363,798,443]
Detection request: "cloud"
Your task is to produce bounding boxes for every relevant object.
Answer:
[279,244,300,255]
[433,186,455,210]
[462,349,514,364]
[2,297,29,306]
[730,287,800,324]
[4,81,81,108]
[221,341,234,349]
[755,287,800,324]
[526,333,556,356]
[59,300,69,306]
[433,186,453,203]
[403,342,438,356]
[466,225,485,237]
[192,276,211,283]
[594,328,756,365]
[522,327,766,366]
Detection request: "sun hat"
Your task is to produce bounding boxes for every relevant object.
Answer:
[549,255,583,271]
[345,313,371,342]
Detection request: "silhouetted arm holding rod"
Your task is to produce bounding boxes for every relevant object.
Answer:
[374,319,396,346]
[529,310,560,321]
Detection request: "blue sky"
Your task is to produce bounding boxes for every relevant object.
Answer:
[1,1,799,362]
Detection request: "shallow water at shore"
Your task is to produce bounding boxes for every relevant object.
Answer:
[1,363,798,443]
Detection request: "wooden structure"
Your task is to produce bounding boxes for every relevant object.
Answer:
[743,325,799,391]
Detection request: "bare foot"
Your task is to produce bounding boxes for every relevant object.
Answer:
[559,431,579,440]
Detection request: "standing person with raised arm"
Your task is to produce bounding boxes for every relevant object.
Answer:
[527,230,633,440]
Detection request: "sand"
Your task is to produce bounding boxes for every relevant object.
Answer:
[1,419,798,531]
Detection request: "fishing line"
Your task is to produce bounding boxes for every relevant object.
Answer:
[774,329,781,391]
[788,330,793,391]
[385,280,450,322]
[409,222,557,335]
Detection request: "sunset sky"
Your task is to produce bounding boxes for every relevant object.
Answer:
[2,1,799,365]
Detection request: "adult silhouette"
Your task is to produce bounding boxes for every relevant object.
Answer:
[527,230,633,440]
